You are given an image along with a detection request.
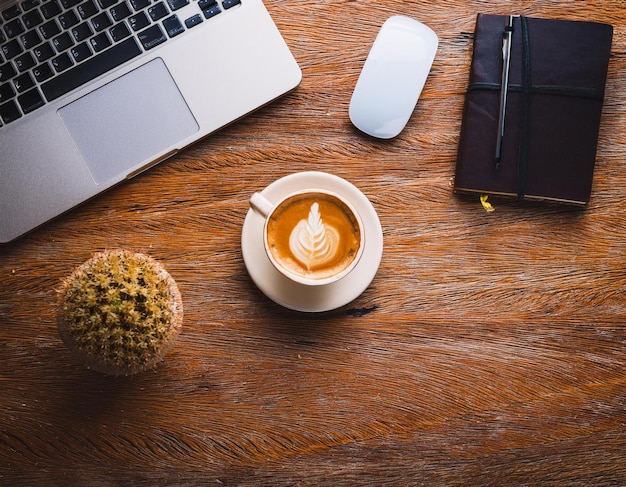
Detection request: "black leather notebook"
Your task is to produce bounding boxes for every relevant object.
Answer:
[454,14,613,205]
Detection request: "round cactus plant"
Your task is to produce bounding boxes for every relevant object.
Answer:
[57,249,183,375]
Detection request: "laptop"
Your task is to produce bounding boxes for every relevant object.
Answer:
[0,0,301,243]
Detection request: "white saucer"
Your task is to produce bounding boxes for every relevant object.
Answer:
[241,172,383,312]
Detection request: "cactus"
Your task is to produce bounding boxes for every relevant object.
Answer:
[57,249,183,376]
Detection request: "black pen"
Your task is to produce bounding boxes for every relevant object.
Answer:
[495,15,514,169]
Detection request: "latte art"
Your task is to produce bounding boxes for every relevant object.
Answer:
[265,192,362,282]
[289,203,341,270]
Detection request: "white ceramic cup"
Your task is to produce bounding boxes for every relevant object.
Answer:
[249,189,365,286]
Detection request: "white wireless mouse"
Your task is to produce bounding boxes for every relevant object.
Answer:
[349,16,438,139]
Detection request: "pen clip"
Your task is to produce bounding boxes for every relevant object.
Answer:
[494,15,515,170]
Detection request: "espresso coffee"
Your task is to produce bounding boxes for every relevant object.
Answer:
[266,192,362,281]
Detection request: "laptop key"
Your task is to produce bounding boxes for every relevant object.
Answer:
[128,12,149,31]
[53,32,75,52]
[22,9,44,29]
[97,0,117,8]
[148,2,168,21]
[0,82,15,103]
[13,72,35,92]
[51,52,73,72]
[41,0,62,19]
[77,0,98,19]
[34,42,55,62]
[22,0,41,11]
[4,18,26,38]
[0,99,21,123]
[109,22,131,41]
[222,0,240,9]
[162,15,183,38]
[32,62,55,82]
[0,62,17,82]
[20,29,42,49]
[61,0,82,8]
[89,32,111,52]
[91,11,113,31]
[42,37,142,101]
[202,4,220,19]
[2,5,22,21]
[14,51,36,72]
[166,0,188,11]
[138,24,166,49]
[59,10,80,29]
[184,14,202,28]
[71,22,93,42]
[130,0,151,11]
[70,41,92,61]
[197,0,216,10]
[39,19,61,39]
[2,39,23,59]
[18,87,45,113]
[110,2,132,22]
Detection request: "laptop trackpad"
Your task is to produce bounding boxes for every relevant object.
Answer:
[58,58,199,185]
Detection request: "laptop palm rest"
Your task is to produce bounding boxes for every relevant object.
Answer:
[58,58,199,185]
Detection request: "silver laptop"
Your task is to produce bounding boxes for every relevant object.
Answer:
[0,0,301,243]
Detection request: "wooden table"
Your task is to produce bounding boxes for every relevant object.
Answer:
[1,0,625,485]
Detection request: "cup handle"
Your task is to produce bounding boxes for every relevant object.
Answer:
[250,192,274,218]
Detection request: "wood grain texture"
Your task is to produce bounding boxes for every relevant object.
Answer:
[1,0,625,485]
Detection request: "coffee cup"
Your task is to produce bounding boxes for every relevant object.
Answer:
[249,189,365,286]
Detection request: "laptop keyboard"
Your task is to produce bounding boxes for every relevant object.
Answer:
[0,0,241,126]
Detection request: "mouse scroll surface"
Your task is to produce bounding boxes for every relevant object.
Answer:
[349,16,438,139]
